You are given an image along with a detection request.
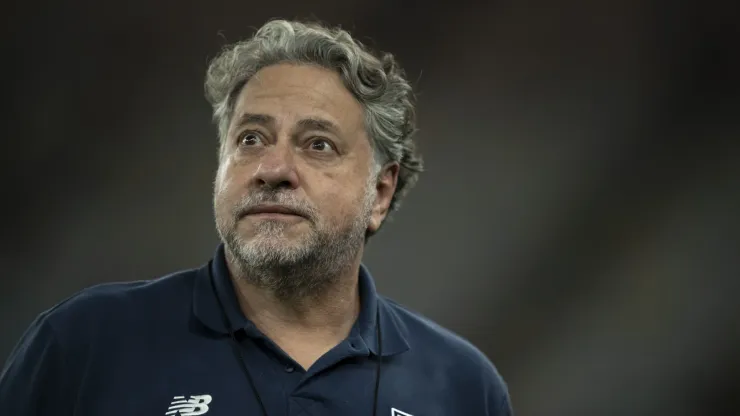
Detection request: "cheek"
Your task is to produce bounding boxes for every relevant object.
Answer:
[316,172,368,219]
[214,165,240,210]
[216,159,249,194]
[215,162,234,191]
[215,178,229,200]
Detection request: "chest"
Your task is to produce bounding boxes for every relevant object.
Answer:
[71,338,460,416]
[72,338,255,415]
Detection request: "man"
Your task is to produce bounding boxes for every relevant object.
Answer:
[1,19,512,416]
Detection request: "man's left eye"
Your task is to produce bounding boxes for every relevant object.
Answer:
[309,139,334,152]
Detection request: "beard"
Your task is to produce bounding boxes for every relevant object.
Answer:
[214,176,376,304]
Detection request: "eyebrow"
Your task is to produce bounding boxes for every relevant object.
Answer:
[232,113,275,130]
[232,112,341,136]
[295,117,341,135]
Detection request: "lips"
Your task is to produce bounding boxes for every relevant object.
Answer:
[243,205,305,218]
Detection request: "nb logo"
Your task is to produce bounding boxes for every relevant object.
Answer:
[165,395,213,415]
[391,408,413,416]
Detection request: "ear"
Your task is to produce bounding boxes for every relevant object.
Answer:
[368,162,400,234]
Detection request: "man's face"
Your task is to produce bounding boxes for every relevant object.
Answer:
[213,64,397,291]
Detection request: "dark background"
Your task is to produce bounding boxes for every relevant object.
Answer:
[3,0,739,414]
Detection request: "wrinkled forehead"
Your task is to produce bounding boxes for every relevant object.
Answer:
[232,64,366,137]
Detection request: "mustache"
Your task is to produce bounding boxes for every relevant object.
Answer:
[233,191,316,220]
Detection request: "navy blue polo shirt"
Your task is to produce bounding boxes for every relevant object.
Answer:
[1,245,512,416]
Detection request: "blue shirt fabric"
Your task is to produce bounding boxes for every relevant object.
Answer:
[1,245,512,415]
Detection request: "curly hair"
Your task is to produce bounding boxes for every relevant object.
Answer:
[204,19,423,215]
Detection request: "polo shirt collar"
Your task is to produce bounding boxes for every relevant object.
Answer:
[192,244,409,357]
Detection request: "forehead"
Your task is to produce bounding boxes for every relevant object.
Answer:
[232,64,365,134]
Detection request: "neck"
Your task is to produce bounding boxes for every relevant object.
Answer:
[224,249,363,338]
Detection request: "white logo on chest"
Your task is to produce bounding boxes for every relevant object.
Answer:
[391,408,413,416]
[165,395,213,415]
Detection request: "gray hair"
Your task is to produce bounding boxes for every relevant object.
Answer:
[204,19,423,215]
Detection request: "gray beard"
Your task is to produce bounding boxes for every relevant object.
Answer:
[215,183,375,305]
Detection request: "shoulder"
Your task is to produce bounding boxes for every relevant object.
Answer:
[381,296,512,412]
[41,268,199,342]
[381,296,501,371]
[0,268,203,414]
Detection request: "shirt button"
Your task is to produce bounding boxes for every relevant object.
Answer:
[285,365,295,373]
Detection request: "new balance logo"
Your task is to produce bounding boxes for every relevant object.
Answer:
[165,395,212,415]
[391,408,413,416]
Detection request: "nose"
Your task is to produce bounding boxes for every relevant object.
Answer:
[251,143,299,190]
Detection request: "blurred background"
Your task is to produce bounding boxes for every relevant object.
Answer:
[2,0,739,414]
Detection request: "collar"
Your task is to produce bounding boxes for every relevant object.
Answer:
[192,244,410,357]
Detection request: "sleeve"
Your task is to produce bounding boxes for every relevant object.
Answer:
[495,391,514,416]
[0,314,75,416]
[483,360,513,416]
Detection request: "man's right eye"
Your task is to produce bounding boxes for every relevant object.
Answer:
[238,132,262,146]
